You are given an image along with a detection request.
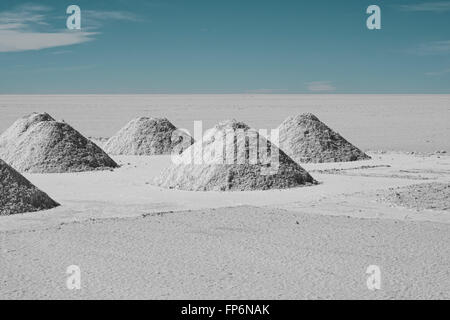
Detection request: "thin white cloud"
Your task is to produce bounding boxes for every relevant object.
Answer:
[399,2,450,12]
[82,10,142,29]
[425,68,450,76]
[306,81,336,92]
[84,10,139,21]
[0,4,52,30]
[49,50,72,55]
[32,64,97,72]
[0,5,138,53]
[245,89,289,93]
[0,5,93,52]
[0,29,96,52]
[409,40,450,55]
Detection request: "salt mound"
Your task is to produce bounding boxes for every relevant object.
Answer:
[277,113,370,163]
[104,117,194,155]
[0,112,118,173]
[155,120,316,191]
[0,159,59,215]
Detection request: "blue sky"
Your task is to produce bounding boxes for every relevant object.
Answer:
[0,0,449,93]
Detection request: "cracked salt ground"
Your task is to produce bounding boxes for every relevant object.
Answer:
[0,206,448,299]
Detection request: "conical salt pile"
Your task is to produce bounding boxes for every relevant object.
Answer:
[0,112,118,173]
[104,117,193,155]
[155,120,316,191]
[277,113,370,163]
[0,159,59,215]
